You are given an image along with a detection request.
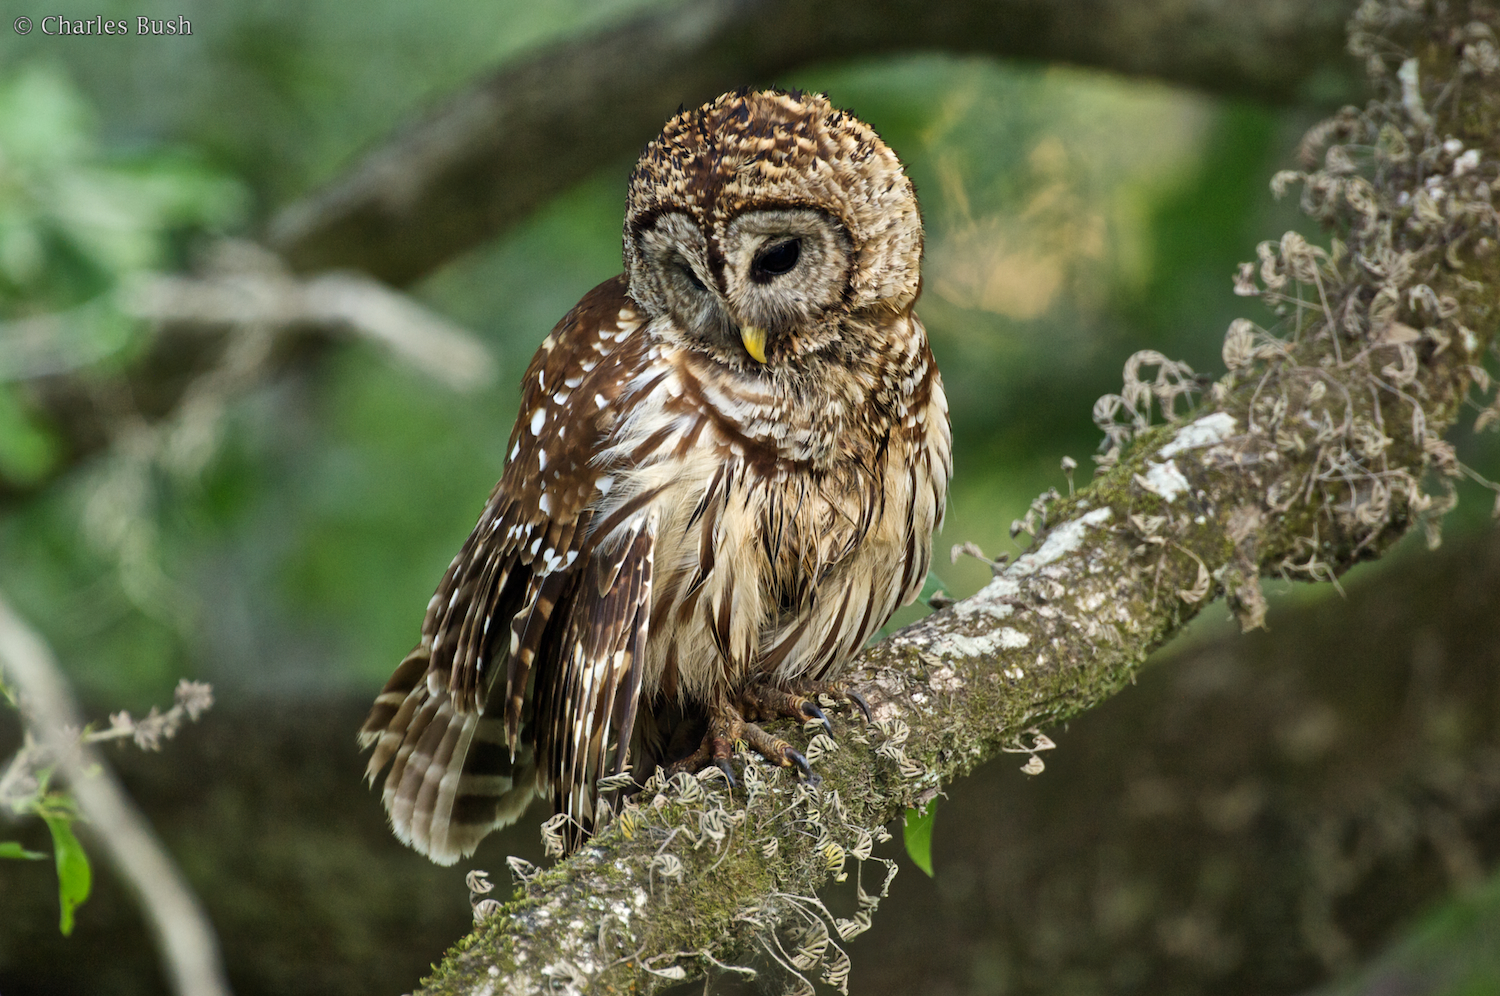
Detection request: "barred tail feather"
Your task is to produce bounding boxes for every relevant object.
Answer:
[359,645,538,866]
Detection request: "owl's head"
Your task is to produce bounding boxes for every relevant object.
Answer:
[623,89,922,370]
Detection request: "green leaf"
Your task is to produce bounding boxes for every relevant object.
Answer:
[42,815,91,935]
[0,840,46,860]
[903,802,936,877]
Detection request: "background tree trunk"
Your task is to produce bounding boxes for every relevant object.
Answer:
[267,0,1363,287]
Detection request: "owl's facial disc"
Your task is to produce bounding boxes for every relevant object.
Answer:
[719,208,853,362]
[630,207,853,369]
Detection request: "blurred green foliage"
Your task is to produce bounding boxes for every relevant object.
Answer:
[0,63,243,486]
[1312,868,1500,996]
[0,65,243,318]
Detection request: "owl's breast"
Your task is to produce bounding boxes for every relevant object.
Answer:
[588,330,949,706]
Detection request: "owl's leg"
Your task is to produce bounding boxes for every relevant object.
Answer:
[664,698,814,786]
[675,679,872,783]
[738,678,873,736]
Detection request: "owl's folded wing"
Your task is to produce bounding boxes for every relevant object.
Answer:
[358,274,652,862]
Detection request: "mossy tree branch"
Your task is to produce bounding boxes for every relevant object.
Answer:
[416,3,1500,993]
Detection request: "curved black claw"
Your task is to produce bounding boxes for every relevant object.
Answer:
[714,757,739,789]
[784,748,815,781]
[845,689,872,724]
[801,700,834,736]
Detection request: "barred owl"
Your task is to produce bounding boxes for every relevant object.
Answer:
[359,89,951,864]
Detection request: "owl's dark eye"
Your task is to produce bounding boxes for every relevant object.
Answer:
[678,260,708,292]
[751,239,801,282]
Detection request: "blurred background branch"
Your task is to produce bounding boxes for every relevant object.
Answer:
[268,0,1364,286]
[4,239,495,506]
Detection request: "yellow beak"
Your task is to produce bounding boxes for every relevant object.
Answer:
[740,325,768,364]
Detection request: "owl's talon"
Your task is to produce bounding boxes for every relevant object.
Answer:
[783,748,814,781]
[800,701,833,736]
[713,757,739,788]
[740,678,871,730]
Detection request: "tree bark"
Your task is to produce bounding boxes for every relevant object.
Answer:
[409,3,1500,992]
[266,0,1362,287]
[842,527,1500,996]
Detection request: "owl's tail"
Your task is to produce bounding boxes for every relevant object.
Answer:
[358,646,538,866]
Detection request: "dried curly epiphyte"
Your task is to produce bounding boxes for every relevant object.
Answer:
[1298,105,1365,169]
[504,856,538,886]
[696,806,732,847]
[1465,38,1500,75]
[668,770,704,804]
[540,811,570,858]
[803,733,839,763]
[1091,350,1202,470]
[708,740,900,995]
[649,852,684,884]
[1257,239,1291,291]
[594,769,636,793]
[1198,4,1500,571]
[1223,319,1257,371]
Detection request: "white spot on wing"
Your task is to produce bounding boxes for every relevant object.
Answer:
[530,408,546,435]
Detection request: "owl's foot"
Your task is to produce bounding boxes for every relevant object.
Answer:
[738,678,872,736]
[665,701,814,788]
[663,680,873,787]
